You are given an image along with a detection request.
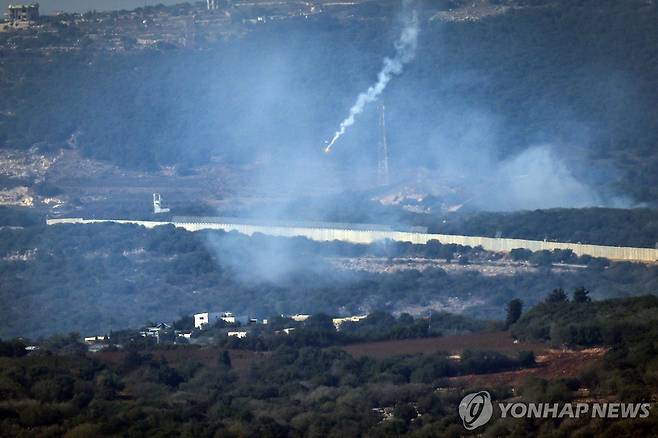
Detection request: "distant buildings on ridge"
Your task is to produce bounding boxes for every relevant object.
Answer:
[77,309,370,352]
[6,3,40,22]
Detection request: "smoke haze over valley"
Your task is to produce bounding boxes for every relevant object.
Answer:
[3,0,655,214]
[4,3,658,436]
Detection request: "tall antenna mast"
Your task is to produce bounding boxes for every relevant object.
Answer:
[377,103,390,186]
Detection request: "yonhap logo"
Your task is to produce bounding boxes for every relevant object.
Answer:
[458,390,652,430]
[459,391,493,430]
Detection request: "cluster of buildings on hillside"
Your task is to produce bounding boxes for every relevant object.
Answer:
[3,3,39,31]
[6,3,39,21]
[0,0,424,53]
[0,0,327,51]
[2,2,234,50]
[82,310,369,352]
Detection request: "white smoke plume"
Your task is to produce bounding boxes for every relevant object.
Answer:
[325,1,419,152]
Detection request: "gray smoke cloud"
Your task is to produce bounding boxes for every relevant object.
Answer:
[325,0,419,152]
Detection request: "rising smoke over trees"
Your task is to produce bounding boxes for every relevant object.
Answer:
[1,1,658,206]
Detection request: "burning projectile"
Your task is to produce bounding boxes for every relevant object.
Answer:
[323,0,418,153]
[324,138,336,153]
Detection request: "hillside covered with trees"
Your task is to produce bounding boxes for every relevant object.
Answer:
[2,222,658,338]
[1,295,657,436]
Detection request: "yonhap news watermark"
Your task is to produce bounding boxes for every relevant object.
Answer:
[458,390,652,430]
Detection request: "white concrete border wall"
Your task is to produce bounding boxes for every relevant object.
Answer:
[46,218,658,263]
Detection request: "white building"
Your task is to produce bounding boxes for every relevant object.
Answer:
[290,314,310,322]
[139,323,171,341]
[332,315,368,331]
[7,3,39,22]
[194,311,236,329]
[227,331,247,338]
[152,193,170,214]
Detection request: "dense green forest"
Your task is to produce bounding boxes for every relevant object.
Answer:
[1,295,657,436]
[512,294,658,347]
[509,295,658,407]
[1,0,658,202]
[0,341,538,436]
[2,222,658,338]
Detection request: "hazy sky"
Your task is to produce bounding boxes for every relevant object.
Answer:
[1,0,188,14]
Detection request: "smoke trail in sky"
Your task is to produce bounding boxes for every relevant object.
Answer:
[325,0,419,153]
